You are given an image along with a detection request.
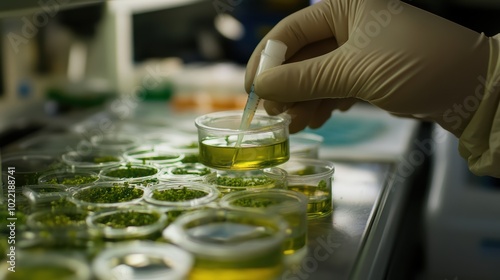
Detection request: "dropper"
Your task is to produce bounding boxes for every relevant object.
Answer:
[234,39,288,148]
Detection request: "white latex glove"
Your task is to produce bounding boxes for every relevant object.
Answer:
[245,0,493,137]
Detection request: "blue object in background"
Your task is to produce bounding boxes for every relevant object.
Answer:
[304,115,386,146]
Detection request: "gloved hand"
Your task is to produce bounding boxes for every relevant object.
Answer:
[245,0,494,137]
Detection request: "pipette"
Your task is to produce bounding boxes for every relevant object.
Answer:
[234,39,288,148]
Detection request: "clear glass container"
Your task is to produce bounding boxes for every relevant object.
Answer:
[123,145,184,167]
[37,170,99,188]
[144,132,200,164]
[219,189,308,262]
[0,251,91,280]
[92,241,193,280]
[278,158,335,219]
[61,150,125,172]
[161,133,200,164]
[22,184,69,210]
[163,209,287,280]
[289,132,324,159]
[158,163,216,183]
[144,182,220,208]
[15,133,83,153]
[204,167,287,195]
[86,207,167,240]
[195,110,290,170]
[99,163,160,185]
[69,182,145,210]
[144,182,220,223]
[27,208,88,230]
[90,134,141,153]
[1,152,63,187]
[26,208,92,248]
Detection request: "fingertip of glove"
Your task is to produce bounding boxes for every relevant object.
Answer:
[253,72,273,98]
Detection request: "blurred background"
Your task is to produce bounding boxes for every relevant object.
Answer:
[1,0,499,147]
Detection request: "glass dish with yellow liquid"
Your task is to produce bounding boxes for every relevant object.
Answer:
[219,189,308,264]
[278,158,335,219]
[195,110,290,170]
[163,209,288,280]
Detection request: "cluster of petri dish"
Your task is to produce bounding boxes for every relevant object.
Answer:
[0,110,334,280]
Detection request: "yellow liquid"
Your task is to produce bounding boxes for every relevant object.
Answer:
[189,263,283,280]
[199,138,289,170]
[283,231,307,255]
[288,185,332,219]
[186,222,284,280]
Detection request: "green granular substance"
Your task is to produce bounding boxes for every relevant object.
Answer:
[181,154,199,163]
[75,185,143,203]
[34,212,87,227]
[152,187,207,202]
[95,211,160,228]
[232,198,280,208]
[318,180,327,189]
[171,167,211,175]
[50,198,78,211]
[46,175,97,186]
[93,156,120,163]
[104,165,157,178]
[215,176,274,187]
[166,210,184,221]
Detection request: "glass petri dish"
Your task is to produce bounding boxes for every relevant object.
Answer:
[158,163,215,183]
[123,145,184,167]
[23,184,69,200]
[25,208,93,249]
[99,163,160,185]
[27,208,88,230]
[0,251,91,280]
[69,182,145,210]
[37,170,99,189]
[90,134,141,153]
[195,110,290,170]
[62,150,125,172]
[146,133,200,164]
[219,189,308,261]
[86,207,167,240]
[92,241,193,280]
[144,182,220,209]
[204,167,287,195]
[163,209,287,280]
[16,133,83,152]
[22,184,69,210]
[289,132,324,159]
[1,152,63,187]
[278,158,335,219]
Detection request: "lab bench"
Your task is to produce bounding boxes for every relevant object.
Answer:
[0,102,422,280]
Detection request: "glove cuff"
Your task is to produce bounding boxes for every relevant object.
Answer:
[458,33,500,177]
